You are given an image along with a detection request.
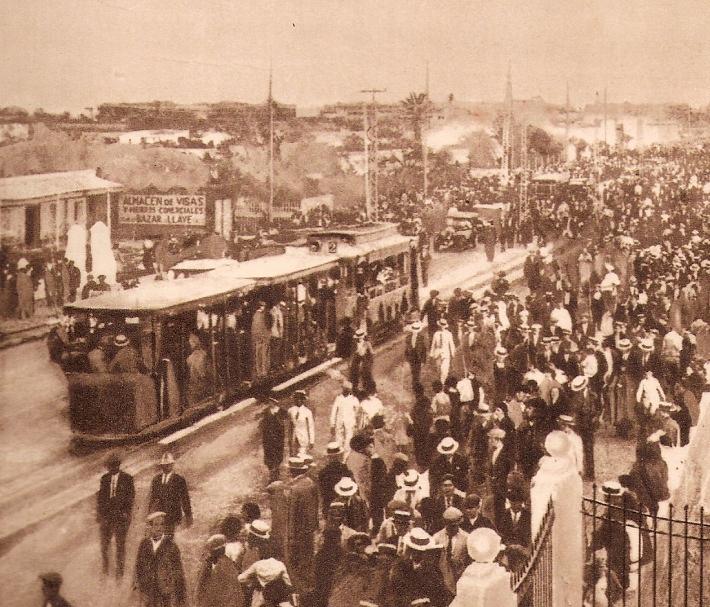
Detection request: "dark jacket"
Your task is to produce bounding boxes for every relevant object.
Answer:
[148,473,192,528]
[389,559,452,607]
[405,331,428,365]
[318,460,354,516]
[460,513,496,533]
[429,453,469,496]
[261,407,289,469]
[498,507,532,547]
[134,536,187,606]
[97,470,135,524]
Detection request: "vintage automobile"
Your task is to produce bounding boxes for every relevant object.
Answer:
[434,208,483,251]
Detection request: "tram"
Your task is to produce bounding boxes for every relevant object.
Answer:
[57,223,417,445]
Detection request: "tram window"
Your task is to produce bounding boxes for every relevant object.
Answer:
[225,296,250,390]
[186,309,216,405]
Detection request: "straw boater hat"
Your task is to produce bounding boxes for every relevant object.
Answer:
[159,452,175,465]
[403,527,437,551]
[558,414,575,426]
[617,338,632,351]
[437,436,459,455]
[401,469,420,488]
[248,519,271,540]
[354,329,366,339]
[601,480,624,497]
[411,599,431,606]
[465,318,477,329]
[437,318,449,328]
[326,441,344,456]
[570,375,589,392]
[639,338,654,352]
[146,511,166,523]
[114,334,129,348]
[531,323,543,331]
[334,477,359,497]
[288,456,308,472]
[494,346,508,357]
[476,403,490,414]
[410,320,423,332]
[467,528,506,563]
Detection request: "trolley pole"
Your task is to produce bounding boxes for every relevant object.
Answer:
[361,88,386,222]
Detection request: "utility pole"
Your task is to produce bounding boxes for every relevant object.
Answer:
[360,88,386,222]
[564,81,570,162]
[520,122,528,215]
[502,63,513,178]
[423,62,431,202]
[266,62,274,227]
[603,87,608,147]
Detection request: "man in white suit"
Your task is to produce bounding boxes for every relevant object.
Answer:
[430,318,456,384]
[329,380,359,453]
[288,390,315,456]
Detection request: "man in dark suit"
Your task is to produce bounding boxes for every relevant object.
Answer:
[285,456,320,595]
[497,487,531,548]
[317,442,353,517]
[148,452,193,534]
[134,511,187,607]
[430,474,465,532]
[428,436,469,496]
[459,493,496,533]
[485,427,514,525]
[405,320,429,388]
[333,477,369,532]
[97,451,135,577]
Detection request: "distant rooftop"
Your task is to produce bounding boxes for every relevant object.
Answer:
[0,169,123,202]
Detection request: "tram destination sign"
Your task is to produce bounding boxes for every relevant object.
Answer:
[118,193,207,226]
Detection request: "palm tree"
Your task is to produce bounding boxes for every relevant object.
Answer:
[400,92,431,157]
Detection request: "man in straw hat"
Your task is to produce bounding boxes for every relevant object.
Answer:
[133,511,187,607]
[569,375,599,480]
[97,450,135,578]
[194,534,243,607]
[108,333,145,374]
[318,442,353,516]
[330,380,360,453]
[405,319,429,388]
[147,452,193,534]
[429,436,468,497]
[334,477,369,532]
[430,318,456,385]
[388,527,451,607]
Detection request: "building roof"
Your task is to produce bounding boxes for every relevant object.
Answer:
[0,170,123,202]
[65,272,255,314]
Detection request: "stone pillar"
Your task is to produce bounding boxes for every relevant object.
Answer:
[530,431,584,607]
[448,562,517,607]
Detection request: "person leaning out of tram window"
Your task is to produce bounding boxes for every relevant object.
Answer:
[186,333,212,404]
[108,334,147,374]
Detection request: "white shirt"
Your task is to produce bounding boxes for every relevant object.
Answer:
[456,378,474,403]
[550,307,573,333]
[161,472,173,485]
[360,395,384,425]
[330,394,359,429]
[110,473,119,499]
[636,377,665,405]
[430,329,456,359]
[151,536,164,553]
[289,405,315,445]
[600,271,620,292]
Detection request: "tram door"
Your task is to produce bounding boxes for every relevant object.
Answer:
[159,315,189,416]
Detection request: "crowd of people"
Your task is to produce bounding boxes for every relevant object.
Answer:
[34,143,710,607]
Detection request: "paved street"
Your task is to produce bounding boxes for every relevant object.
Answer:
[0,243,533,606]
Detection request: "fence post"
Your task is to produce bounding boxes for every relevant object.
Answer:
[530,431,584,607]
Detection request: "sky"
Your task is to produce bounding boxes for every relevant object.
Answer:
[1,0,709,114]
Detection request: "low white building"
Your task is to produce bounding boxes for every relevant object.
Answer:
[117,129,189,145]
[0,169,123,250]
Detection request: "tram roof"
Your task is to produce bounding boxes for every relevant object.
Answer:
[65,272,255,314]
[335,233,413,259]
[215,246,340,284]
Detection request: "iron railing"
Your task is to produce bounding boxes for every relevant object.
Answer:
[583,484,708,607]
[512,498,555,607]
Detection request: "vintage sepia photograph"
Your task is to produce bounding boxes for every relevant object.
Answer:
[0,1,709,606]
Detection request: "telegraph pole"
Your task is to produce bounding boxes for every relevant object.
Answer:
[360,88,386,222]
[423,62,430,202]
[267,62,274,226]
[502,63,513,178]
[564,81,570,162]
[603,87,608,147]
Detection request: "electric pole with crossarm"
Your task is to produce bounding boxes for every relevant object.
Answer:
[361,88,386,222]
